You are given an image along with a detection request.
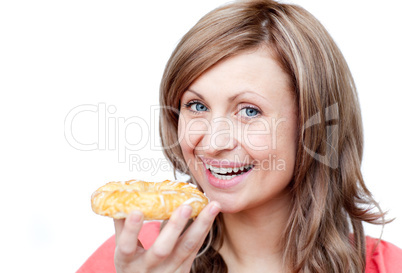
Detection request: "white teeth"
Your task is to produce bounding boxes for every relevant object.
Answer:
[211,173,237,180]
[220,167,228,174]
[205,163,253,179]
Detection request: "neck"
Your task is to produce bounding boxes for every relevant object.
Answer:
[218,190,291,273]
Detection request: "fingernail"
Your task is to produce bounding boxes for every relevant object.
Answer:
[181,205,193,219]
[209,202,221,216]
[129,211,143,224]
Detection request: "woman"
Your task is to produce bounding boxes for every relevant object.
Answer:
[78,0,402,272]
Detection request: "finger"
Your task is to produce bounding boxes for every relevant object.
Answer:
[137,239,144,248]
[114,217,144,249]
[146,205,193,264]
[115,211,144,262]
[180,251,198,272]
[174,201,220,261]
[114,218,125,244]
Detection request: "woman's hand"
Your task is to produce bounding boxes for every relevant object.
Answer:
[113,201,221,273]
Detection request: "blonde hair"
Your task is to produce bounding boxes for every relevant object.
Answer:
[159,1,387,272]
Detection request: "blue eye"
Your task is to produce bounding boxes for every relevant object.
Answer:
[192,103,208,112]
[184,101,208,112]
[239,107,260,117]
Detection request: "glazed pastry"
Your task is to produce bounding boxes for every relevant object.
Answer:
[91,179,208,220]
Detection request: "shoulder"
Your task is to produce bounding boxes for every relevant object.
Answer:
[76,221,161,273]
[365,236,402,273]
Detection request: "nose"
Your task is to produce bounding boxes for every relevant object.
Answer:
[199,117,239,155]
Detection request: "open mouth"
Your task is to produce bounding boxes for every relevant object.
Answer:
[205,163,254,180]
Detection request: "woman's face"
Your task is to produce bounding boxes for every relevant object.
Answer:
[178,47,297,214]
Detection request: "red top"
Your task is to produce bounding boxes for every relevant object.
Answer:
[77,222,402,273]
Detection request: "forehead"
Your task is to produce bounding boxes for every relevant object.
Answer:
[186,47,293,105]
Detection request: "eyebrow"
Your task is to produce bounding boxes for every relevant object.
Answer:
[185,89,205,100]
[228,91,270,103]
[186,89,269,103]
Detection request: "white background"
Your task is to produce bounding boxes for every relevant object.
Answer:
[0,0,401,272]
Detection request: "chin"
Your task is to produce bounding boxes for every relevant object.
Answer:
[201,189,244,214]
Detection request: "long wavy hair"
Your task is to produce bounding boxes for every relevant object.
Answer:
[159,1,387,272]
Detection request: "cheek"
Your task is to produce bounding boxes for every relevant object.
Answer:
[268,118,297,171]
[243,134,272,153]
[178,115,191,156]
[178,114,209,153]
[241,119,274,152]
[244,117,297,170]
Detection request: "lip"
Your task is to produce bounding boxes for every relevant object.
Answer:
[203,161,253,189]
